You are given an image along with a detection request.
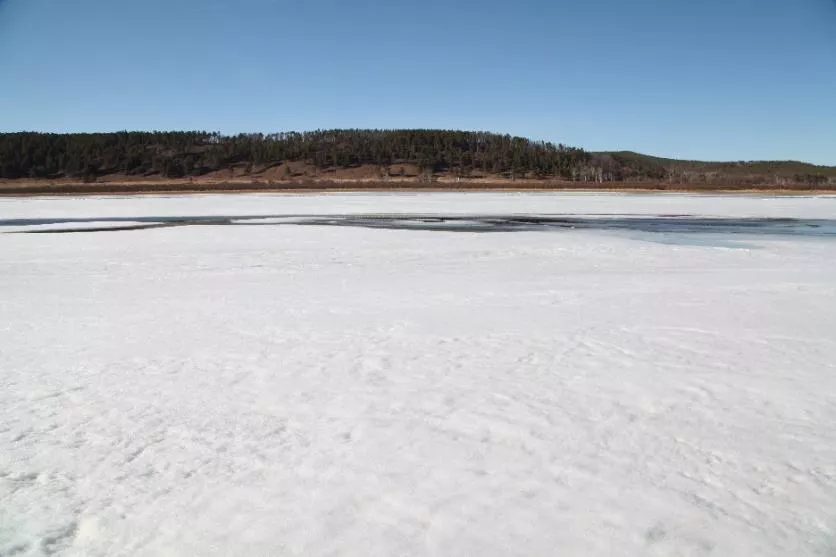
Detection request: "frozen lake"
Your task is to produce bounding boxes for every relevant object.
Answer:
[2,193,836,556]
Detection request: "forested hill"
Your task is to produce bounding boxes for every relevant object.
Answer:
[1,130,834,187]
[0,130,588,181]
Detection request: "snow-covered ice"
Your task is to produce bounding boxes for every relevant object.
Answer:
[2,193,836,556]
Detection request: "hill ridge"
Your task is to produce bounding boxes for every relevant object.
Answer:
[1,129,834,187]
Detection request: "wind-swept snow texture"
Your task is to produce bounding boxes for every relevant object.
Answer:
[2,193,836,557]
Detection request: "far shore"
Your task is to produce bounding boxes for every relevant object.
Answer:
[2,178,835,197]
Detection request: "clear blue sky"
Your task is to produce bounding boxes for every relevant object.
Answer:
[1,0,834,164]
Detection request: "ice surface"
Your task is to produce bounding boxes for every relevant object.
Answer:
[1,193,836,556]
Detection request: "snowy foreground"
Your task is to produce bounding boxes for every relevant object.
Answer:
[2,193,836,557]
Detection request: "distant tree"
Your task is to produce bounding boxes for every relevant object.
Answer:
[1,130,830,185]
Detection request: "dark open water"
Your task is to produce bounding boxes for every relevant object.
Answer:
[2,214,835,238]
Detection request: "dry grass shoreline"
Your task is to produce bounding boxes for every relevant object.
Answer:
[1,178,834,197]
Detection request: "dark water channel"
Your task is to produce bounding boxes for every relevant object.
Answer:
[3,214,836,239]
